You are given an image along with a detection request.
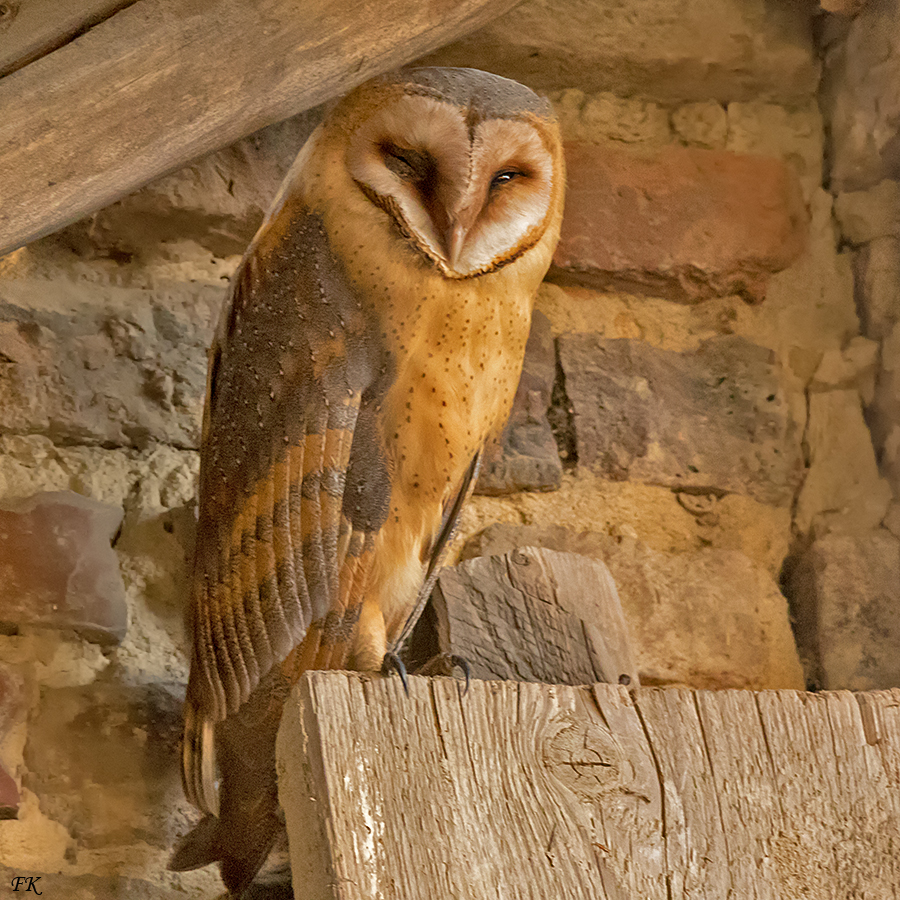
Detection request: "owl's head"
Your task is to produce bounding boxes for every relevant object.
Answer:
[331,67,564,279]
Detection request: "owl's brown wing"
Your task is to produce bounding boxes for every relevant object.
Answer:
[180,203,392,816]
[391,449,482,653]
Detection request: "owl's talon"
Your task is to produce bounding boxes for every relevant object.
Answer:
[381,652,409,696]
[413,652,471,695]
[448,654,471,696]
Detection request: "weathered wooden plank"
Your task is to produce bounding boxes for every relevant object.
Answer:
[589,684,666,900]
[756,689,900,897]
[693,690,782,898]
[409,548,640,688]
[0,0,520,257]
[278,674,900,898]
[279,674,635,899]
[635,687,732,899]
[0,0,132,79]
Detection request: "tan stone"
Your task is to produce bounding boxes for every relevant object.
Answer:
[419,0,819,103]
[790,529,900,690]
[730,189,859,357]
[820,0,866,14]
[0,788,71,871]
[821,0,900,190]
[869,321,900,494]
[60,109,321,259]
[795,390,893,536]
[834,179,900,244]
[725,101,824,199]
[0,632,108,691]
[671,102,728,148]
[535,283,741,353]
[810,336,879,398]
[550,90,671,145]
[0,439,198,686]
[855,236,900,341]
[0,272,220,448]
[457,471,792,577]
[884,501,900,538]
[462,524,804,690]
[554,143,808,302]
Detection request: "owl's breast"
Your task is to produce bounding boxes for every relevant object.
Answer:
[368,274,533,637]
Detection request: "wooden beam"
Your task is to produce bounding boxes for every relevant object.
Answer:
[0,0,521,257]
[278,673,900,899]
[0,1,134,79]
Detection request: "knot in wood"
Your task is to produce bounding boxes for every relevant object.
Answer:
[542,716,625,800]
[511,550,530,566]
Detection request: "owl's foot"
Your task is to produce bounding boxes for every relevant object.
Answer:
[381,651,409,696]
[414,652,471,696]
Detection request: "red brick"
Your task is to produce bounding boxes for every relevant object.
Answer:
[0,492,126,644]
[554,142,809,302]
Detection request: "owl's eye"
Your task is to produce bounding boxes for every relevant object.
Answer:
[381,144,432,182]
[490,169,525,190]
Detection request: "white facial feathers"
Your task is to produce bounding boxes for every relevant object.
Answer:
[346,94,557,278]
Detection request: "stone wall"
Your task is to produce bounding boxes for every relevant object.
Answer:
[0,0,896,894]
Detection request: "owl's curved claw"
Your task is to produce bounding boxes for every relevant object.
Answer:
[448,654,471,697]
[413,652,471,696]
[381,652,409,696]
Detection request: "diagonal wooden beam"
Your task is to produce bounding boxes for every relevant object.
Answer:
[0,0,520,257]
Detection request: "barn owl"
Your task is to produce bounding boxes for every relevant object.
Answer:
[169,67,565,896]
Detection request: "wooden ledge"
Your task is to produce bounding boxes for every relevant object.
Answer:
[277,672,900,899]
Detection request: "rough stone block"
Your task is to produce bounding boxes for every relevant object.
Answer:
[462,523,805,690]
[853,236,900,342]
[868,321,900,495]
[820,0,866,13]
[0,665,24,820]
[725,101,824,198]
[551,89,671,145]
[61,109,321,260]
[822,1,900,190]
[553,143,808,302]
[419,0,818,103]
[735,189,858,362]
[795,390,893,536]
[0,492,126,644]
[0,275,219,448]
[810,336,879,398]
[834,180,900,245]
[23,682,183,849]
[475,311,561,495]
[556,334,803,505]
[671,102,728,148]
[0,763,18,820]
[789,529,900,690]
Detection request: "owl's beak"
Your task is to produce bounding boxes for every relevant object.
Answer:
[444,202,479,269]
[446,222,467,268]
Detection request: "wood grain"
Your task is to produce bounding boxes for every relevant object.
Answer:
[412,547,640,688]
[0,0,133,79]
[0,0,520,256]
[278,673,900,899]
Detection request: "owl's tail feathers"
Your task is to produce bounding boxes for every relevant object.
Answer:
[169,811,283,899]
[169,814,220,872]
[182,690,219,815]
